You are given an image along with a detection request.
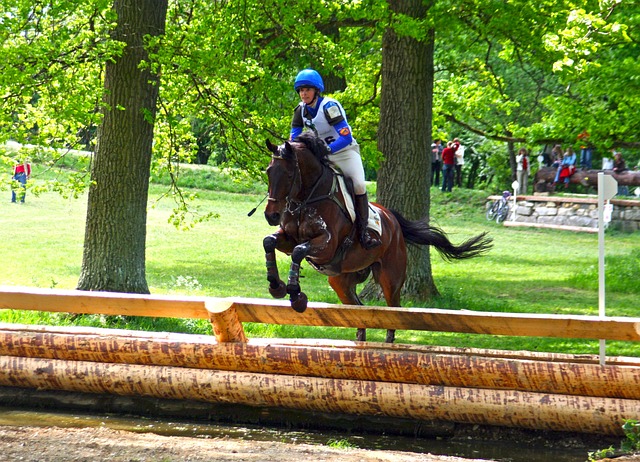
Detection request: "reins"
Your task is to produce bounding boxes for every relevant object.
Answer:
[279,150,344,217]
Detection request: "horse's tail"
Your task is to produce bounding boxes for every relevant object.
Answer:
[390,210,493,261]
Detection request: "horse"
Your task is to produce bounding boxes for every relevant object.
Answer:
[262,132,492,343]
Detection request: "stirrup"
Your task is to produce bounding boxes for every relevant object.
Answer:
[361,229,381,250]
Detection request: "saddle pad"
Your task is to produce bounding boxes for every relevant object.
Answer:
[367,203,383,235]
[335,175,383,236]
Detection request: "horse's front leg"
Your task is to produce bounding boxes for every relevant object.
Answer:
[263,233,287,299]
[287,241,311,313]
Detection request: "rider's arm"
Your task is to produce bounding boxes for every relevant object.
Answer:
[327,120,353,153]
[290,105,304,140]
[323,101,353,153]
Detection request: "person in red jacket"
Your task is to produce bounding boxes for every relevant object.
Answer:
[441,141,456,192]
[11,159,31,203]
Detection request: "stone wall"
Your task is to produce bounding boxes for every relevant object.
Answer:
[487,195,640,232]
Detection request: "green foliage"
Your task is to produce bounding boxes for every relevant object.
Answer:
[2,0,638,203]
[327,438,358,450]
[0,0,119,149]
[587,446,615,461]
[589,419,640,461]
[435,0,639,183]
[621,419,640,453]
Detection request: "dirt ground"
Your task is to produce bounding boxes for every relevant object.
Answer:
[2,423,640,462]
[0,425,495,462]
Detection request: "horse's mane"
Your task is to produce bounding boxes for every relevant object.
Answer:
[294,131,331,167]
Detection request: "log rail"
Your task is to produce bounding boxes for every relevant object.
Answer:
[1,286,639,343]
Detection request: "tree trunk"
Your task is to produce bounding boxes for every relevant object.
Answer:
[507,139,516,182]
[375,1,437,299]
[77,0,168,293]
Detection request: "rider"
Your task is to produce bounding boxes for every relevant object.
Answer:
[289,68,381,250]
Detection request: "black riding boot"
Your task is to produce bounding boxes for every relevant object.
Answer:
[355,193,381,250]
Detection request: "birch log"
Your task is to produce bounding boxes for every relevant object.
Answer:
[0,355,638,436]
[0,324,638,399]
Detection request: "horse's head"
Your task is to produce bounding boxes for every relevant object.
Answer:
[264,133,330,226]
[264,139,296,226]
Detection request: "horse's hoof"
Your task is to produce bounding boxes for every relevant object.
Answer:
[269,281,287,299]
[291,292,308,313]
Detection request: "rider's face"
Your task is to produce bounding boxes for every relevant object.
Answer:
[297,86,317,105]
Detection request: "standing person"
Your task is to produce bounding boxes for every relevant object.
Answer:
[453,138,465,187]
[289,68,380,250]
[11,158,31,203]
[515,148,531,194]
[430,139,442,187]
[538,145,553,167]
[578,130,593,169]
[441,141,456,193]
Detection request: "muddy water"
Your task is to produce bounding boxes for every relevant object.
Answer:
[0,407,594,462]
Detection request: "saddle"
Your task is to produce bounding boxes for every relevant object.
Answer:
[305,172,382,276]
[334,174,382,235]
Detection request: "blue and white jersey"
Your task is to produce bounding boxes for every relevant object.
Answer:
[290,97,358,154]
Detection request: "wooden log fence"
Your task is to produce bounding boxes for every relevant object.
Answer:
[0,286,639,436]
[1,286,639,343]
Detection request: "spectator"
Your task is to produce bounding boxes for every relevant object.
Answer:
[538,145,553,167]
[551,144,563,167]
[613,151,627,174]
[553,147,576,188]
[613,151,629,195]
[430,139,443,187]
[453,138,465,187]
[441,141,456,193]
[515,147,531,194]
[11,158,31,203]
[577,130,593,169]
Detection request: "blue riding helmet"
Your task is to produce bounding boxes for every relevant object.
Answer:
[294,69,324,93]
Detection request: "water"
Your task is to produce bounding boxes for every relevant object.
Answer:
[0,407,595,462]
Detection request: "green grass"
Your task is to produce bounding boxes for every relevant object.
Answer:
[1,165,639,356]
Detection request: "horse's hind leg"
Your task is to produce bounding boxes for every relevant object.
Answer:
[328,270,370,342]
[371,251,406,344]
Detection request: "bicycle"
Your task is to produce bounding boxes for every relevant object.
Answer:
[486,190,511,223]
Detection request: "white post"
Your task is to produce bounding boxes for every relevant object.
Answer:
[511,180,519,222]
[597,172,617,366]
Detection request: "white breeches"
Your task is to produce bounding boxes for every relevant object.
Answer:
[330,146,367,195]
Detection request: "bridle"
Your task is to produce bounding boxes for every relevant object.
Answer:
[268,146,331,217]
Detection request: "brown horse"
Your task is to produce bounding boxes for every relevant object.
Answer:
[263,132,492,343]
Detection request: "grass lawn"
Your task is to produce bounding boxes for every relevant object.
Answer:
[1,165,638,356]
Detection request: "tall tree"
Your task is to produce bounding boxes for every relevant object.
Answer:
[77,0,168,293]
[376,0,437,298]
